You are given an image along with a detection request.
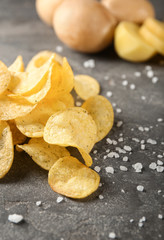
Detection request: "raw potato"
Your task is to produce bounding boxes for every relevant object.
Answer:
[82,95,114,142]
[114,21,156,62]
[48,156,100,199]
[36,0,63,26]
[8,120,26,145]
[0,61,11,95]
[8,56,24,72]
[17,138,70,170]
[101,0,155,24]
[143,18,164,40]
[74,75,100,100]
[0,121,14,178]
[53,0,117,53]
[139,25,164,56]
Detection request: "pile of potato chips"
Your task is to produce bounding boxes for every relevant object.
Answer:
[0,51,114,199]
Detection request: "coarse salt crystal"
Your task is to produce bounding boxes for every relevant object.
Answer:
[118,137,123,142]
[116,147,126,154]
[123,146,132,152]
[157,155,163,158]
[123,156,128,162]
[94,166,101,172]
[107,152,119,158]
[104,76,109,80]
[140,140,145,144]
[105,166,114,174]
[138,126,144,132]
[121,74,126,79]
[93,150,97,154]
[56,45,63,53]
[134,72,141,77]
[132,163,143,173]
[147,70,154,78]
[117,121,123,127]
[83,59,95,68]
[122,80,128,86]
[8,214,23,224]
[56,196,64,203]
[106,91,113,97]
[156,166,164,172]
[141,145,145,150]
[116,108,122,113]
[106,149,110,153]
[158,214,163,219]
[152,76,158,84]
[109,232,116,239]
[99,195,104,200]
[145,65,152,70]
[106,138,112,144]
[112,140,117,145]
[132,138,140,143]
[157,118,163,122]
[121,189,125,193]
[157,160,163,166]
[149,162,157,170]
[139,216,146,222]
[141,96,146,100]
[138,222,144,227]
[137,185,144,192]
[112,103,116,107]
[130,84,136,90]
[130,219,134,223]
[158,190,162,194]
[76,101,82,106]
[120,166,128,171]
[144,127,149,132]
[36,201,42,206]
[147,139,157,145]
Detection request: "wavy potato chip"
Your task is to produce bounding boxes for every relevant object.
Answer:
[56,93,74,108]
[8,120,26,145]
[44,107,97,153]
[74,75,100,100]
[48,156,100,199]
[0,61,11,95]
[15,99,66,137]
[82,95,114,142]
[0,95,36,121]
[26,50,63,72]
[8,56,24,72]
[8,55,55,95]
[17,138,70,170]
[0,121,14,178]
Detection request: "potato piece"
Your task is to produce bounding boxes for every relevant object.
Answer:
[114,21,156,62]
[101,0,155,24]
[139,25,164,56]
[48,156,100,199]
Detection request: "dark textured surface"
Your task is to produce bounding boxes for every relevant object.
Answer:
[0,0,164,239]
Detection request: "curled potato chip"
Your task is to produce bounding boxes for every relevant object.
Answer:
[0,61,11,95]
[8,120,26,145]
[48,156,100,199]
[26,50,63,72]
[15,99,66,137]
[8,55,55,95]
[74,75,100,100]
[44,107,97,153]
[56,93,74,108]
[0,121,14,178]
[82,95,114,142]
[8,56,24,72]
[0,95,36,121]
[17,138,70,170]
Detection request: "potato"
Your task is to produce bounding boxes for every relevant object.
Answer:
[101,0,155,24]
[142,18,164,40]
[53,0,117,53]
[36,0,63,26]
[114,21,156,62]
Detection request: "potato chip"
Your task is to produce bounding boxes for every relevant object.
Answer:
[17,138,70,170]
[8,120,26,145]
[82,95,114,142]
[56,93,74,108]
[48,156,100,199]
[44,107,97,153]
[0,95,36,121]
[0,121,14,178]
[8,56,24,72]
[78,148,93,167]
[0,61,11,95]
[15,99,66,137]
[74,75,100,100]
[26,50,63,72]
[8,54,55,95]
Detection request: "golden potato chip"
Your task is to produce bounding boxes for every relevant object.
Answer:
[0,95,36,121]
[15,99,66,137]
[17,138,70,170]
[0,61,11,95]
[8,54,55,95]
[44,107,97,153]
[82,95,114,142]
[26,50,63,72]
[8,56,24,72]
[48,156,100,199]
[0,121,14,178]
[74,75,100,100]
[78,148,93,167]
[8,120,26,145]
[56,93,74,108]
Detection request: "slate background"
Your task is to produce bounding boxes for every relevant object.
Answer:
[0,0,164,240]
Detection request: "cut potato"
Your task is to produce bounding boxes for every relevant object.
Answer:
[114,21,156,62]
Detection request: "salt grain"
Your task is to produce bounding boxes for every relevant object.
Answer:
[56,196,64,203]
[132,138,140,143]
[137,185,144,192]
[120,166,128,171]
[134,72,141,77]
[56,45,63,53]
[152,76,158,84]
[112,140,117,145]
[36,201,42,206]
[99,195,104,200]
[138,222,144,227]
[156,166,164,173]
[147,138,157,145]
[94,166,101,173]
[149,162,157,170]
[121,74,126,79]
[157,160,163,166]
[145,65,152,71]
[118,137,123,142]
[76,101,82,106]
[157,118,163,122]
[106,138,113,144]
[157,155,163,159]
[93,150,97,154]
[130,84,136,90]
[104,76,109,80]
[116,108,122,113]
[158,214,163,219]
[141,145,145,150]
[106,91,113,97]
[122,80,128,86]
[144,127,149,132]
[106,166,114,174]
[147,70,154,78]
[108,152,119,158]
[130,219,134,223]
[138,126,144,132]
[123,156,128,162]
[123,146,132,152]
[83,59,95,68]
[109,232,116,239]
[139,216,146,222]
[117,121,123,127]
[8,214,23,224]
[132,163,143,173]
[141,96,146,100]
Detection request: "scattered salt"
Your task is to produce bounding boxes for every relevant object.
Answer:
[132,163,143,173]
[147,138,157,145]
[123,156,128,162]
[117,121,123,127]
[36,201,42,206]
[132,138,140,143]
[121,189,125,193]
[116,108,122,113]
[157,160,163,166]
[99,195,104,200]
[8,214,23,224]
[141,145,145,150]
[120,166,128,172]
[138,222,144,227]
[134,72,141,77]
[56,45,63,53]
[106,91,113,97]
[93,150,97,154]
[149,162,157,170]
[118,137,123,142]
[158,214,163,220]
[106,138,113,144]
[144,127,149,132]
[76,101,82,106]
[156,166,164,173]
[112,140,117,145]
[139,216,146,222]
[130,219,134,223]
[138,126,144,132]
[123,146,132,152]
[94,166,101,173]
[105,166,114,174]
[152,76,158,84]
[137,185,144,192]
[157,155,163,158]
[122,80,128,86]
[83,59,95,68]
[56,196,64,203]
[141,96,146,100]
[147,70,154,78]
[116,147,126,154]
[157,118,163,122]
[108,152,119,158]
[145,65,152,70]
[130,84,136,90]
[109,232,116,239]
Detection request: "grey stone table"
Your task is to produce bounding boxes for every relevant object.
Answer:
[0,0,164,239]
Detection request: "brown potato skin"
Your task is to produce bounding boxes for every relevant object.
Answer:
[53,0,117,53]
[101,0,155,24]
[36,0,63,26]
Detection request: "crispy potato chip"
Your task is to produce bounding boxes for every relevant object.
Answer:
[0,61,11,95]
[56,93,74,108]
[26,50,63,72]
[8,56,24,72]
[0,95,36,121]
[15,99,66,137]
[74,75,100,100]
[17,138,70,170]
[48,156,100,199]
[8,120,26,145]
[0,121,14,178]
[82,95,114,142]
[8,55,55,95]
[44,107,97,153]
[78,148,93,167]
